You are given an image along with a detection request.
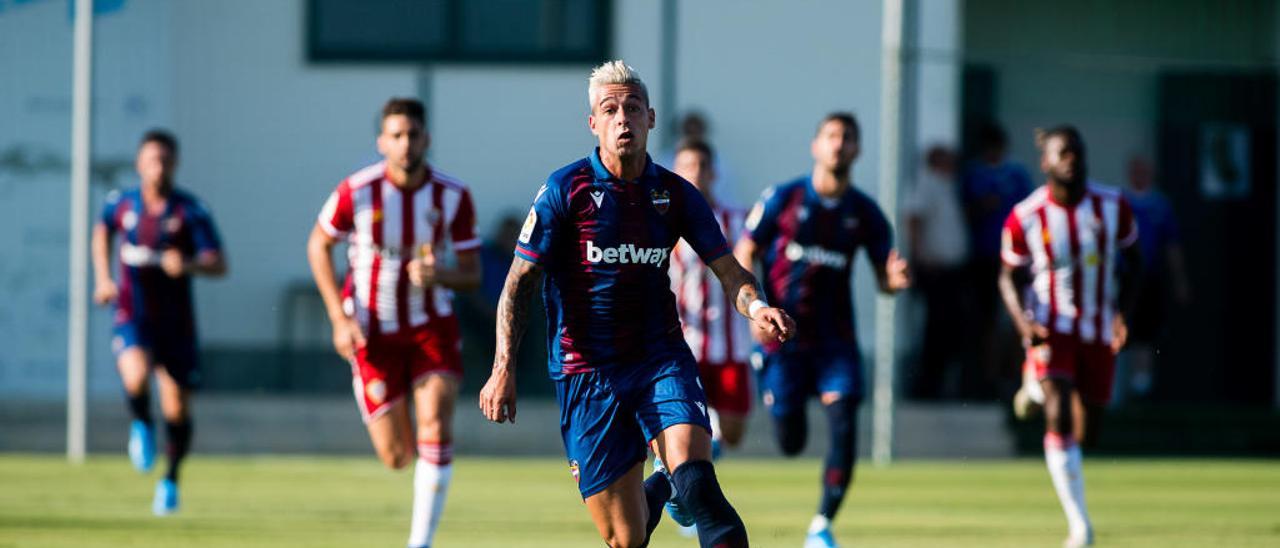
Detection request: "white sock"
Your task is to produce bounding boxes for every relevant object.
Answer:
[1044,433,1092,540]
[708,408,723,441]
[408,443,453,548]
[808,514,831,534]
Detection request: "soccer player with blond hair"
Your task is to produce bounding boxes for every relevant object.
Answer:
[480,60,795,548]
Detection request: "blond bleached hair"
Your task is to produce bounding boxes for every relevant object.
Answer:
[588,60,649,108]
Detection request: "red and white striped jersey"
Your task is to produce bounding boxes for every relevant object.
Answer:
[1001,182,1138,345]
[318,162,480,335]
[670,205,753,365]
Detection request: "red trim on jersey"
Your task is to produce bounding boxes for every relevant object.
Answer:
[368,180,385,335]
[1065,204,1082,337]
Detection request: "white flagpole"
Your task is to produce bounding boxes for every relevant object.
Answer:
[67,0,95,464]
[872,0,906,466]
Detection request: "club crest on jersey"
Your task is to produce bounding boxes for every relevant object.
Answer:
[121,210,138,230]
[165,216,183,234]
[650,189,670,215]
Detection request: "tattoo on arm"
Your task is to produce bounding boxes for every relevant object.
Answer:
[709,254,764,319]
[734,277,764,318]
[494,257,543,369]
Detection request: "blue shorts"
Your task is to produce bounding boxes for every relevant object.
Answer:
[555,352,712,498]
[112,322,201,389]
[759,343,863,417]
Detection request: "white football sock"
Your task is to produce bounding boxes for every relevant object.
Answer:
[1044,433,1092,541]
[408,443,453,548]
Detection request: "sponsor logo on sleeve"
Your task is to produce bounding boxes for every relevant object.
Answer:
[518,207,537,244]
[745,202,764,231]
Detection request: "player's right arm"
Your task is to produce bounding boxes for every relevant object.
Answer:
[998,212,1047,346]
[92,223,117,305]
[479,256,542,424]
[308,183,364,361]
[733,187,777,270]
[92,192,121,305]
[307,224,365,361]
[481,180,561,424]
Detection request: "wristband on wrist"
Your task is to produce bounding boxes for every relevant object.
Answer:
[747,299,768,319]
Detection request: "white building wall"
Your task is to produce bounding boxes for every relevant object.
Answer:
[1,0,889,397]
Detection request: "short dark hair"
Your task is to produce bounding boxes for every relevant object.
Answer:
[1035,124,1086,155]
[675,138,715,164]
[817,112,860,142]
[381,97,426,126]
[139,129,179,156]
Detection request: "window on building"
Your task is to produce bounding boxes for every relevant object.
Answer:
[307,0,611,63]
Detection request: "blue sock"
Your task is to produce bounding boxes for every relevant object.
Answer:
[818,399,857,519]
[643,471,671,539]
[670,460,748,548]
[126,391,152,425]
[774,411,807,456]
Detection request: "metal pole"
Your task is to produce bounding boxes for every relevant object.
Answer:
[872,0,906,466]
[67,0,94,464]
[659,0,678,149]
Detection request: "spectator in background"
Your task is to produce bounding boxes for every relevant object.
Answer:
[962,122,1034,398]
[1115,155,1191,403]
[904,145,969,399]
[479,214,525,307]
[456,213,547,378]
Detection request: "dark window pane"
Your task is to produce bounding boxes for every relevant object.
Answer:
[309,0,608,62]
[311,0,449,58]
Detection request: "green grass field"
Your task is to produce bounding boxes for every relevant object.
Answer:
[1,454,1276,547]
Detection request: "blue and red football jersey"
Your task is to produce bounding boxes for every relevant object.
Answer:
[515,149,730,378]
[99,188,222,328]
[745,177,891,351]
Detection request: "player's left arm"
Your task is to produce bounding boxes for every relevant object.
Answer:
[410,246,482,290]
[708,253,795,343]
[867,201,909,295]
[479,256,543,424]
[1112,199,1144,353]
[410,188,482,290]
[172,201,227,278]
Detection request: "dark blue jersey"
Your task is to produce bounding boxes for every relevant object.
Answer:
[98,187,222,329]
[745,177,891,351]
[515,149,730,379]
